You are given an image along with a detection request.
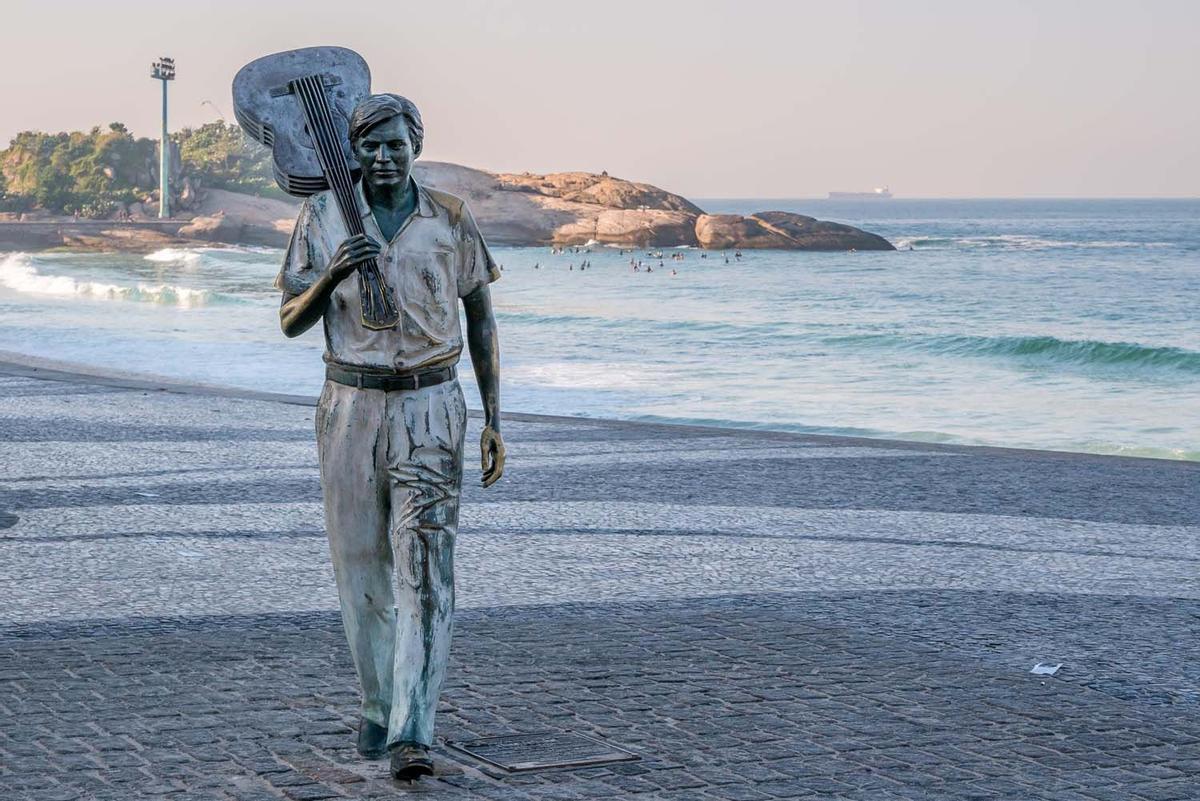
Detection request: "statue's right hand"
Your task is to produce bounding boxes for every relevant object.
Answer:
[330,235,382,281]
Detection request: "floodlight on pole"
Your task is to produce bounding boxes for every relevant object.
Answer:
[151,57,176,218]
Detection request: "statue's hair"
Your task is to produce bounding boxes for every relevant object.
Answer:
[348,94,424,156]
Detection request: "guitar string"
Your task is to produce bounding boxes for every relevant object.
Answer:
[295,79,349,216]
[295,77,378,318]
[299,78,358,232]
[307,81,362,237]
[306,77,394,322]
[304,79,355,226]
[294,76,394,321]
[309,78,391,322]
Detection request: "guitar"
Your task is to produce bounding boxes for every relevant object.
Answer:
[233,46,399,330]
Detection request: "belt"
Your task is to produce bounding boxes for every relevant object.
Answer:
[325,362,456,391]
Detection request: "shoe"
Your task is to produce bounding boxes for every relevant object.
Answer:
[389,741,434,781]
[356,718,388,760]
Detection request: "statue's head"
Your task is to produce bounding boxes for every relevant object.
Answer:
[349,94,424,192]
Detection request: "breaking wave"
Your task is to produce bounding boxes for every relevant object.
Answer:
[0,252,225,307]
[827,332,1200,374]
[892,234,1175,251]
[144,245,281,263]
[143,247,206,265]
[495,307,1199,375]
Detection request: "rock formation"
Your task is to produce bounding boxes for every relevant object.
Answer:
[412,162,700,247]
[177,189,299,247]
[493,170,704,215]
[415,162,892,251]
[1,163,894,252]
[695,211,894,251]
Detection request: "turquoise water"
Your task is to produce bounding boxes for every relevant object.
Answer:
[0,198,1196,460]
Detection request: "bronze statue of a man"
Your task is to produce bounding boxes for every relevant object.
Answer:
[275,93,504,781]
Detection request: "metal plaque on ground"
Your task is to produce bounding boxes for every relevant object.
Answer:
[445,731,638,772]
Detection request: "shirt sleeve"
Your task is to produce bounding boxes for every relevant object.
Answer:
[456,204,501,298]
[274,199,320,296]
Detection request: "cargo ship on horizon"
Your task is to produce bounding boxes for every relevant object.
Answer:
[828,187,893,200]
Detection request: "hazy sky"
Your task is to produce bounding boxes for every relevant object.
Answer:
[2,0,1197,198]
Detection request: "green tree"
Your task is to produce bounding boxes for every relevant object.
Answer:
[0,125,158,216]
[0,120,283,217]
[176,121,281,197]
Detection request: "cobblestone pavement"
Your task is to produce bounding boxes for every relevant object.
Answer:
[1,365,1198,800]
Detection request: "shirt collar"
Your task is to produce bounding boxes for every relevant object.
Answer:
[354,177,437,221]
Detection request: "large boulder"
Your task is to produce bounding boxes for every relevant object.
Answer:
[415,162,699,247]
[695,214,791,249]
[413,162,573,245]
[752,211,895,251]
[180,189,299,247]
[696,211,894,251]
[176,213,245,244]
[555,209,698,247]
[494,171,703,215]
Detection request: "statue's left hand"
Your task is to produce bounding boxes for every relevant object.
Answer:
[480,426,505,488]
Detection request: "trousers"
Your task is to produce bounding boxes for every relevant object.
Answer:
[315,377,467,747]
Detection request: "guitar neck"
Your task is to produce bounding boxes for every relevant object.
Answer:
[289,75,360,228]
[291,75,397,329]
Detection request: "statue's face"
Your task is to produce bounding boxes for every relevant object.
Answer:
[353,116,415,192]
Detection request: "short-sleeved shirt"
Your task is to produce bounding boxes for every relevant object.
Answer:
[276,179,500,372]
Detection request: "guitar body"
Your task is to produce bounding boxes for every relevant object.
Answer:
[232,47,371,197]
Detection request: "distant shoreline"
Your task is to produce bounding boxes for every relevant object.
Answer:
[0,220,197,254]
[0,163,898,254]
[4,195,1192,254]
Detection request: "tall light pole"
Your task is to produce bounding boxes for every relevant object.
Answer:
[151,57,176,219]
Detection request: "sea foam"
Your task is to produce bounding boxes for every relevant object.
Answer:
[0,252,214,307]
[144,247,206,264]
[825,331,1200,374]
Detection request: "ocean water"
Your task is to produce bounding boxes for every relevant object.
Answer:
[0,198,1196,461]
